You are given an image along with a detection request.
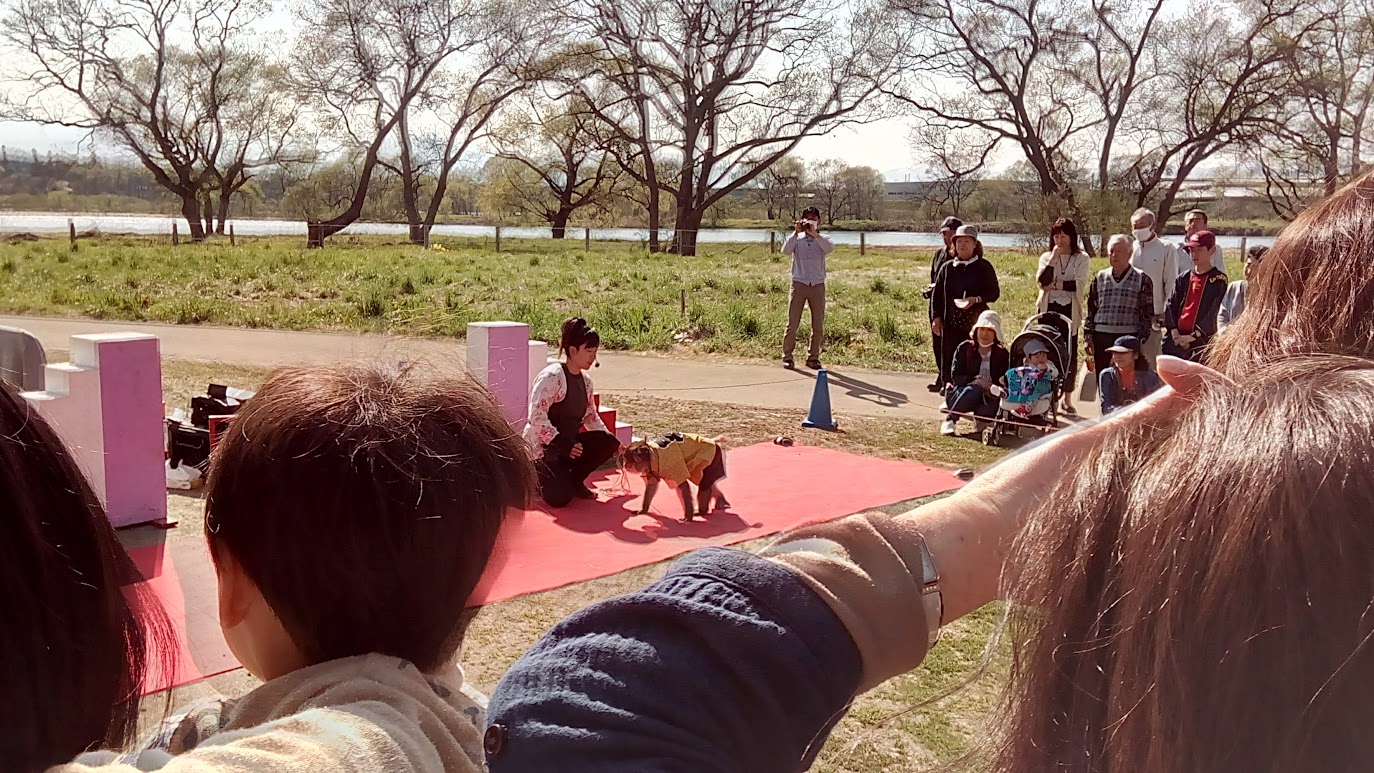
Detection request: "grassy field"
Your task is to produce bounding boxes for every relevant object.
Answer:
[148,356,1010,771]
[0,234,1075,372]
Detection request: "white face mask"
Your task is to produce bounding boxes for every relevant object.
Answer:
[1132,228,1153,242]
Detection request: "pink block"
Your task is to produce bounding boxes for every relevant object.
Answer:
[82,334,166,527]
[466,322,531,428]
[22,333,167,528]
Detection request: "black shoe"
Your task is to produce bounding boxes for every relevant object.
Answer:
[926,382,942,393]
[573,486,596,500]
[805,358,822,370]
[782,356,795,369]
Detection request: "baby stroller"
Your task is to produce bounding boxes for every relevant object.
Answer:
[981,313,1070,447]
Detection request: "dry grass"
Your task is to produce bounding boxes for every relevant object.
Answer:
[142,357,1010,770]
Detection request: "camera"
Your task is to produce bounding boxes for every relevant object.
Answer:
[795,220,815,232]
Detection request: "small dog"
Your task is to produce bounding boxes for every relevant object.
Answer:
[624,432,730,522]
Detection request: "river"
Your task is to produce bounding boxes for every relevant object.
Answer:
[0,212,1276,250]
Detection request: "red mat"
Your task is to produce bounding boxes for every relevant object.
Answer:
[128,443,961,694]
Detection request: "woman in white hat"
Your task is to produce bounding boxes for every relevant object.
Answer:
[941,310,1009,436]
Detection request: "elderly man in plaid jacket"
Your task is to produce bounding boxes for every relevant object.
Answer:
[1085,234,1155,380]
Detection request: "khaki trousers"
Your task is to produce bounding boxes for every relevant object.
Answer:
[784,281,825,359]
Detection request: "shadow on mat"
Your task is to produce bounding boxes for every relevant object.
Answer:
[641,510,757,539]
[544,494,659,544]
[542,495,759,543]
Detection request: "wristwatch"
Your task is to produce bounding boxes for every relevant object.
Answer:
[915,531,943,648]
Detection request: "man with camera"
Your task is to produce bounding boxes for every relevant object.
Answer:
[782,206,834,370]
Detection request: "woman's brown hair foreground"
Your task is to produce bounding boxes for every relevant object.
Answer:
[1209,170,1374,370]
[993,355,1374,772]
[0,384,173,770]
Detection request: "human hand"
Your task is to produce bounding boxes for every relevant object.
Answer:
[569,442,584,459]
[932,318,944,336]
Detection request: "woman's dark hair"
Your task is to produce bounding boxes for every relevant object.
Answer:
[1048,217,1082,254]
[0,383,173,770]
[1210,170,1374,373]
[1247,245,1269,262]
[205,361,534,672]
[994,355,1374,771]
[559,316,600,356]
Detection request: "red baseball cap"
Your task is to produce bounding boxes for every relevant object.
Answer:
[1184,230,1217,250]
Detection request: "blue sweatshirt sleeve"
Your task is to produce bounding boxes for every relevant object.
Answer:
[484,546,863,772]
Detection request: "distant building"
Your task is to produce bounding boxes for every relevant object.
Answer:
[883,181,941,200]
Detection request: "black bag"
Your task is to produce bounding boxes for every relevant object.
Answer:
[190,383,256,428]
[167,420,211,472]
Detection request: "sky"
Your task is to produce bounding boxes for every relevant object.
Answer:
[0,0,1198,182]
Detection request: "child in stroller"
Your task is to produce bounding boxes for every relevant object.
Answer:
[982,324,1066,446]
[1001,339,1059,418]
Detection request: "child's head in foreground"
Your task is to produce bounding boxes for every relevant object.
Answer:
[204,361,533,680]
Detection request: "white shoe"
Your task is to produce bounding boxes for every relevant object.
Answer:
[940,418,957,436]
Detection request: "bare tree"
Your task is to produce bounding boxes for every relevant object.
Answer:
[890,0,1306,245]
[888,0,1100,246]
[840,164,885,220]
[381,1,554,244]
[916,125,991,219]
[810,159,851,223]
[1120,0,1309,227]
[564,0,915,255]
[1253,0,1374,218]
[1055,0,1168,245]
[2,0,267,241]
[290,0,476,246]
[491,94,626,237]
[198,56,312,234]
[748,155,806,220]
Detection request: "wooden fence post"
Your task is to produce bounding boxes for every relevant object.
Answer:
[229,223,236,246]
[769,231,776,253]
[860,232,866,255]
[680,289,686,315]
[495,225,502,253]
[585,227,591,252]
[172,222,179,246]
[69,219,77,251]
[1238,236,1247,259]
